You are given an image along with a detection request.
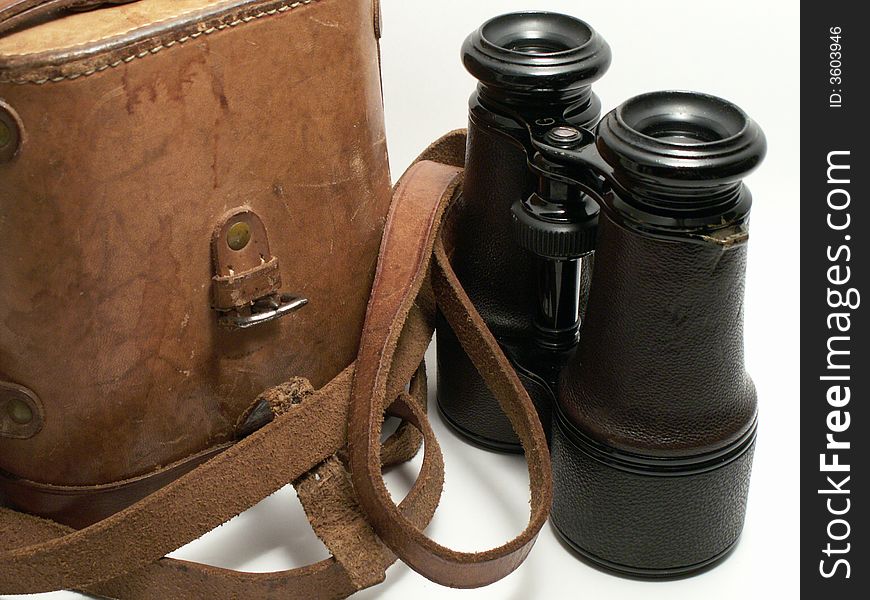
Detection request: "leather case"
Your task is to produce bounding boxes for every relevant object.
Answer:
[0,0,391,525]
[0,4,553,596]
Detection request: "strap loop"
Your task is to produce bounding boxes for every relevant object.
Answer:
[347,159,553,588]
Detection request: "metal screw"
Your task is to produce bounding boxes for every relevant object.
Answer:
[227,221,251,251]
[546,126,583,145]
[7,399,33,425]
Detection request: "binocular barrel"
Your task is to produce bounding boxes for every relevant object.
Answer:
[436,10,767,577]
[437,12,610,450]
[551,91,766,576]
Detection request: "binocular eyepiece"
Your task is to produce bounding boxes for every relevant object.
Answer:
[462,12,611,111]
[437,10,766,578]
[597,90,766,223]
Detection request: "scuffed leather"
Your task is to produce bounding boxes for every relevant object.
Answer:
[0,0,392,488]
[560,214,758,456]
[0,140,552,595]
[0,0,137,38]
[436,115,539,449]
[348,159,551,588]
[551,210,757,573]
[0,442,230,528]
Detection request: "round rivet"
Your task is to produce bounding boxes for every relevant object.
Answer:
[546,126,583,145]
[227,221,251,251]
[7,398,33,425]
[1,383,42,439]
[0,99,22,163]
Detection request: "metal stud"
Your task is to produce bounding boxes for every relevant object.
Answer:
[227,221,252,251]
[1,382,43,439]
[546,126,583,145]
[0,99,23,163]
[7,398,32,425]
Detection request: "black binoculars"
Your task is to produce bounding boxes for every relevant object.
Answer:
[436,12,766,577]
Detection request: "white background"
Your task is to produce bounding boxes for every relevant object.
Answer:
[9,1,800,599]
[375,1,801,597]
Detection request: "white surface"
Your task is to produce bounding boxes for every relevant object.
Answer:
[7,1,800,598]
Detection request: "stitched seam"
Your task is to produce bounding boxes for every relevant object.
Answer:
[5,0,318,85]
[1,1,244,56]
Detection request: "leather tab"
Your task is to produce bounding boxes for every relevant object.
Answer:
[295,457,388,589]
[211,208,282,311]
[212,257,282,311]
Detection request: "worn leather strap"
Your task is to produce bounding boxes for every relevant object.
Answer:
[0,375,437,600]
[0,337,437,597]
[0,0,135,36]
[0,442,233,529]
[348,159,553,588]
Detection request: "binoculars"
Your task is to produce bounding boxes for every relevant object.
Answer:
[437,12,766,576]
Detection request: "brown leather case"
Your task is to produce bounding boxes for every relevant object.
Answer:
[0,5,553,595]
[0,0,391,519]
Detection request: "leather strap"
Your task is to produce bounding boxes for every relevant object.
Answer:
[0,442,233,529]
[0,343,438,596]
[0,0,136,37]
[1,381,437,600]
[347,159,553,588]
[0,365,438,599]
[0,136,455,598]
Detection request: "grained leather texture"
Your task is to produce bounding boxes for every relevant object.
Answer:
[552,208,757,573]
[550,419,755,574]
[559,214,757,456]
[449,117,537,339]
[436,113,539,449]
[0,0,391,493]
[437,317,554,451]
[435,114,596,450]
